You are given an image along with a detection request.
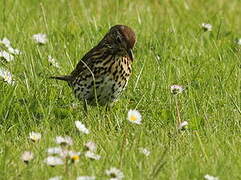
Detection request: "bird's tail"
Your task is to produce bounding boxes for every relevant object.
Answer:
[50,75,72,82]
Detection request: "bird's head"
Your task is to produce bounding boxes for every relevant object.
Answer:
[100,25,136,60]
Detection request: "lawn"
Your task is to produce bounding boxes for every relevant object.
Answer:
[0,0,241,179]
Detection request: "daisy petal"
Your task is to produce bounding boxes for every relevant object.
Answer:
[29,132,41,142]
[127,109,142,124]
[0,68,15,85]
[75,121,90,134]
[170,85,184,95]
[32,33,48,44]
[44,156,64,166]
[85,151,101,160]
[55,136,73,146]
[0,50,14,62]
[178,121,188,130]
[204,174,219,180]
[21,151,34,163]
[76,176,96,180]
[106,167,124,180]
[201,23,212,31]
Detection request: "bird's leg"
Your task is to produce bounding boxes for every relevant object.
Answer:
[105,103,114,112]
[83,99,88,115]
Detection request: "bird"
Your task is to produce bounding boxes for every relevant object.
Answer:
[51,25,136,112]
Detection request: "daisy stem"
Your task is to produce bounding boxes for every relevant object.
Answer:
[64,152,69,177]
[175,96,181,125]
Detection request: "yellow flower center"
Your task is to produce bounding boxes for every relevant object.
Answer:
[71,155,79,161]
[130,115,137,121]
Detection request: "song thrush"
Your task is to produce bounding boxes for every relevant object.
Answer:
[51,25,136,111]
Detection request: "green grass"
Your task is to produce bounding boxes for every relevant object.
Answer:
[0,0,241,179]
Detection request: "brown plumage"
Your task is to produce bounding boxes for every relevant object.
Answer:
[51,25,136,110]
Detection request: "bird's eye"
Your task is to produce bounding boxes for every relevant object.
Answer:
[116,36,122,43]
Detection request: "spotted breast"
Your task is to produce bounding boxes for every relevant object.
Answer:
[72,55,132,106]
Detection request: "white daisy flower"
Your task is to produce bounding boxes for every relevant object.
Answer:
[44,156,64,166]
[47,147,63,155]
[178,121,188,130]
[55,136,73,146]
[0,68,15,85]
[127,109,142,124]
[105,167,124,180]
[204,174,219,180]
[170,85,184,95]
[236,38,241,46]
[49,176,62,180]
[48,55,60,68]
[0,37,22,55]
[0,37,11,47]
[8,47,21,55]
[201,23,212,31]
[32,33,48,44]
[84,141,96,152]
[0,50,14,62]
[85,151,101,160]
[76,176,96,180]
[29,132,41,142]
[75,121,90,134]
[21,151,34,163]
[68,151,81,163]
[139,147,150,156]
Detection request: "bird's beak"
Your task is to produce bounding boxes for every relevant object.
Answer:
[127,49,134,61]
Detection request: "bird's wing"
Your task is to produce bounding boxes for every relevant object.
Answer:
[70,46,110,78]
